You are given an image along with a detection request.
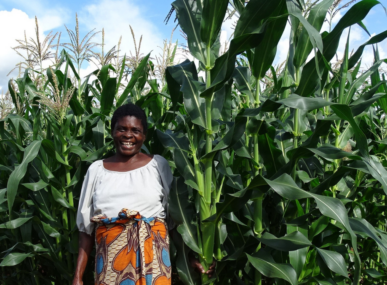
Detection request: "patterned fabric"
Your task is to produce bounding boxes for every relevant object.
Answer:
[92,209,171,285]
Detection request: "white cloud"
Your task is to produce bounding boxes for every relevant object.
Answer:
[76,0,168,83]
[0,2,69,90]
[79,0,164,59]
[5,0,70,31]
[0,9,40,90]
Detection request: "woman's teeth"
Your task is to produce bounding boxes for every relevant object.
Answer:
[121,142,134,146]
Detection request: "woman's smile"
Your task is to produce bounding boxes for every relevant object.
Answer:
[120,141,135,147]
[112,115,146,157]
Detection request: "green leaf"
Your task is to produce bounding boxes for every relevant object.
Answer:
[212,81,228,120]
[330,105,369,158]
[65,146,88,161]
[0,253,32,267]
[173,233,199,285]
[336,125,354,149]
[349,218,387,265]
[181,72,207,128]
[51,186,72,208]
[7,140,41,212]
[365,268,386,279]
[264,173,361,282]
[22,180,49,191]
[233,67,253,99]
[200,0,229,48]
[223,212,247,226]
[63,50,80,80]
[251,1,288,80]
[316,248,348,278]
[172,0,206,63]
[287,0,323,53]
[41,221,60,238]
[84,142,112,162]
[117,53,151,107]
[69,89,85,116]
[277,94,333,110]
[296,0,380,97]
[297,170,313,183]
[247,249,298,285]
[265,174,351,230]
[157,130,198,191]
[97,64,116,87]
[100,78,117,116]
[41,139,68,165]
[202,116,247,162]
[309,216,330,240]
[0,217,32,229]
[348,30,387,69]
[23,241,49,253]
[293,0,334,68]
[169,178,202,254]
[343,59,384,105]
[234,0,282,38]
[166,60,198,105]
[308,145,361,161]
[93,118,105,150]
[258,231,311,251]
[258,131,284,177]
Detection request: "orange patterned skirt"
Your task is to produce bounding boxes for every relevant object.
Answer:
[91,209,171,285]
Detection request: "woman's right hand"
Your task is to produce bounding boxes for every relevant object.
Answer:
[72,277,83,285]
[73,232,94,285]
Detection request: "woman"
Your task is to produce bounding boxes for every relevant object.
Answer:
[73,104,213,285]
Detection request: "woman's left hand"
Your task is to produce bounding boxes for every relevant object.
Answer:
[189,256,216,278]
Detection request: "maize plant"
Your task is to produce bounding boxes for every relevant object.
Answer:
[159,0,387,284]
[1,0,387,285]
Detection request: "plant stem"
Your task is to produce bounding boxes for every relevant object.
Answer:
[31,257,40,285]
[292,68,301,180]
[200,46,214,284]
[62,143,74,229]
[253,79,262,285]
[204,73,213,213]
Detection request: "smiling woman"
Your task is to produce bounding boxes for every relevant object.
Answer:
[73,103,173,285]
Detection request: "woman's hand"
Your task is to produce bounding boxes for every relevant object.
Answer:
[189,255,216,278]
[73,232,94,285]
[72,277,83,285]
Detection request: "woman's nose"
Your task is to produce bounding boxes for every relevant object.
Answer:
[122,131,133,138]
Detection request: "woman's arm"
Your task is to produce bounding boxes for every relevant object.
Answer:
[72,232,94,285]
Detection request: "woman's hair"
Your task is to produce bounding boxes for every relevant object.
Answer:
[111,103,148,133]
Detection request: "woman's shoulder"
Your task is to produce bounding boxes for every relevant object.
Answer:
[152,154,169,166]
[152,155,172,177]
[88,160,103,172]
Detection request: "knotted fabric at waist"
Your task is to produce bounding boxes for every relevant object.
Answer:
[91,208,171,285]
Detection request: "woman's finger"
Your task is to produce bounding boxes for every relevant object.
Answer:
[194,262,205,273]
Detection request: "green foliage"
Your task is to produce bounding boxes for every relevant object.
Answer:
[1,1,387,285]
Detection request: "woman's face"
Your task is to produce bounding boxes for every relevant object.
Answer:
[112,116,146,157]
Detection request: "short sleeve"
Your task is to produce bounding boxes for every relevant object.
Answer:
[154,155,174,229]
[76,161,100,235]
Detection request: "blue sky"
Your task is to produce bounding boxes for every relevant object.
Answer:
[0,0,179,38]
[0,0,185,89]
[0,0,386,90]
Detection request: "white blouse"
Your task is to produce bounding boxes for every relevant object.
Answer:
[76,155,173,235]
